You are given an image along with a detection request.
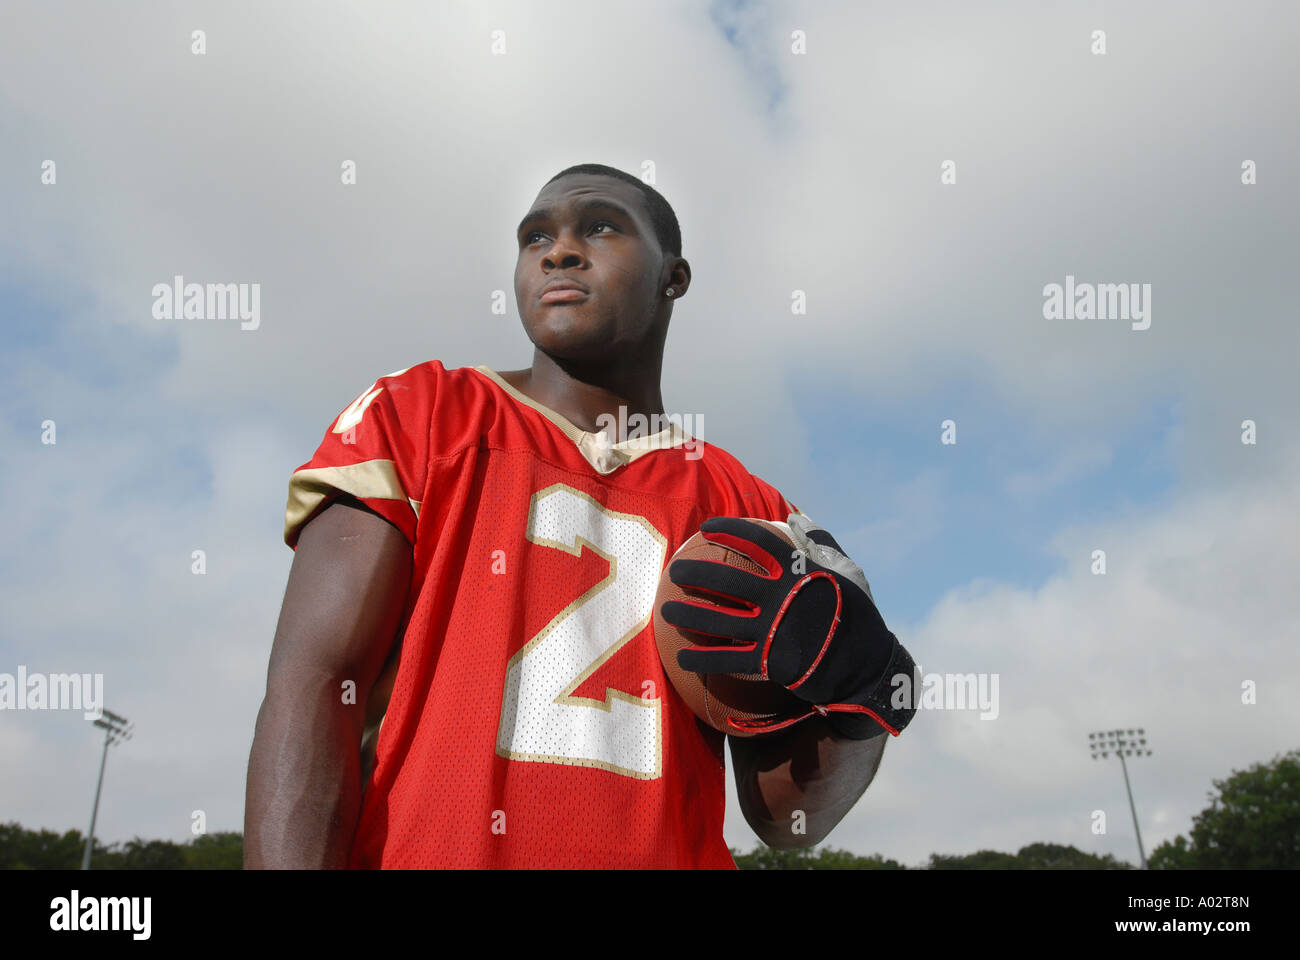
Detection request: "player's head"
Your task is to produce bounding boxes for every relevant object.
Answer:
[514,164,689,363]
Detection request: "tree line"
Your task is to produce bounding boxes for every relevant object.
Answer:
[4,748,1293,869]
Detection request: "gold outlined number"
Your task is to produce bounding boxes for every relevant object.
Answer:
[495,484,668,779]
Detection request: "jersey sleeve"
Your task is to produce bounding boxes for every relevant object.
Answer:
[283,365,433,549]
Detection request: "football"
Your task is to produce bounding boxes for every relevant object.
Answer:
[653,519,806,737]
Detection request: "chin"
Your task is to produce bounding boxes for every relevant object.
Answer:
[523,310,617,359]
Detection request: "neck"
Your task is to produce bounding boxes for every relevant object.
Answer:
[518,346,665,435]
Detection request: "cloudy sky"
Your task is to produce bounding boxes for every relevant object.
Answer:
[2,0,1296,868]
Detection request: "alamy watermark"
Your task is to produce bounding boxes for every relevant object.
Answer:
[50,891,151,940]
[151,275,260,330]
[890,664,999,720]
[1043,274,1151,331]
[0,666,104,720]
[594,405,704,460]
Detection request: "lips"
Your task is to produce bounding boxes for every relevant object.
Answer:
[540,279,589,304]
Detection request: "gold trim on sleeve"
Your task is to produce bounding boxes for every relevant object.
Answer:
[283,460,410,544]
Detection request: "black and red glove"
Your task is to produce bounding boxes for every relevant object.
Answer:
[659,514,917,739]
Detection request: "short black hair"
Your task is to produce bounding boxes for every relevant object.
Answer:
[545,163,682,259]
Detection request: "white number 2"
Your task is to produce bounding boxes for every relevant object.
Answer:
[496,484,668,779]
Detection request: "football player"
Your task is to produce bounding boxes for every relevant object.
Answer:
[243,164,917,868]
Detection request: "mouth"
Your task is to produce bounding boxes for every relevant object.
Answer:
[539,287,589,304]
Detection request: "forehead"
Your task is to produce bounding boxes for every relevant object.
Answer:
[525,174,648,222]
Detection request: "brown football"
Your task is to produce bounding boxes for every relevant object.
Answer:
[653,518,806,737]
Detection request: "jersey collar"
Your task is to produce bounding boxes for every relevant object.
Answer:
[472,365,693,475]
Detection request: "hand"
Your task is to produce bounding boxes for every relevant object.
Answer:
[659,514,917,738]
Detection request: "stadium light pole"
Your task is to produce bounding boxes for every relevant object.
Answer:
[1088,728,1152,869]
[82,709,133,870]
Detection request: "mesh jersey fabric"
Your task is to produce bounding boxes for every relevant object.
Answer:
[283,360,796,868]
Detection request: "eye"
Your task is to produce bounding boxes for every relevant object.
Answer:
[522,221,616,246]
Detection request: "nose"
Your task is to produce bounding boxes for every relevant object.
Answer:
[542,229,586,271]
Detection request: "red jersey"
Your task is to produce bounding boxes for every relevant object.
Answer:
[283,361,795,868]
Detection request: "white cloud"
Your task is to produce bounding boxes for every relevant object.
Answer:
[1003,440,1113,498]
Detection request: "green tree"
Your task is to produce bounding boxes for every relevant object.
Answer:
[732,845,906,869]
[111,837,187,869]
[183,832,244,869]
[0,823,246,869]
[928,844,1131,869]
[1016,842,1131,869]
[1148,835,1196,870]
[1149,748,1300,869]
[929,849,1022,869]
[0,822,114,869]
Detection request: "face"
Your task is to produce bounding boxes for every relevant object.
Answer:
[514,174,668,360]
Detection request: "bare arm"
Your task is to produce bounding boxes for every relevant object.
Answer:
[729,718,887,849]
[243,497,412,868]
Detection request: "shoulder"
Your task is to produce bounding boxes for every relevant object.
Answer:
[687,439,796,519]
[358,359,489,391]
[365,359,449,397]
[689,438,765,488]
[344,360,496,420]
[399,360,500,402]
[319,359,502,466]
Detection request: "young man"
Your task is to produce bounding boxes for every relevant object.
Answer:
[243,164,917,868]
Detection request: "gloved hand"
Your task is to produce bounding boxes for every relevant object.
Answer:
[659,514,917,739]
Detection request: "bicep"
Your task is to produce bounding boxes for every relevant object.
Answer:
[267,496,413,703]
